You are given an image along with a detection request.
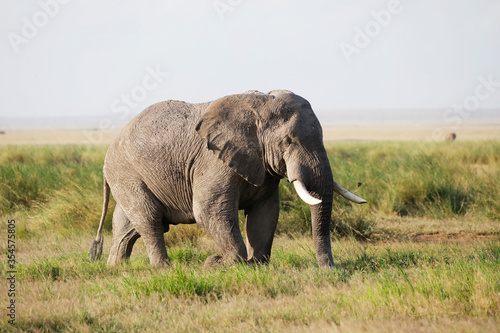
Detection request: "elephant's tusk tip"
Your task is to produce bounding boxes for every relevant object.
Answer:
[333,181,368,204]
[307,198,322,205]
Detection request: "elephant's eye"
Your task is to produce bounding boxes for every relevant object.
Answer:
[283,136,293,146]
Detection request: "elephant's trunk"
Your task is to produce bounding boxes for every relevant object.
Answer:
[286,153,335,267]
[310,195,335,267]
[308,163,335,268]
[287,150,366,268]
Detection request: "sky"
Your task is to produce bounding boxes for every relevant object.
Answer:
[1,0,499,123]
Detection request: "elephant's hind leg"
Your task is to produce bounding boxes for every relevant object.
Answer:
[108,204,140,265]
[109,179,170,267]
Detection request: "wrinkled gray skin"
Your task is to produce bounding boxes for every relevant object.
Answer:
[91,90,359,268]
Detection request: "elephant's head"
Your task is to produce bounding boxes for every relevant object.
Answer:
[196,90,366,267]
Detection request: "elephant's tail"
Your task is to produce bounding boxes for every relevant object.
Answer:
[89,176,110,261]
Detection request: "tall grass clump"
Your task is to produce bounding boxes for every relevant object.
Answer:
[278,179,374,239]
[277,180,311,235]
[325,141,500,220]
[0,145,113,236]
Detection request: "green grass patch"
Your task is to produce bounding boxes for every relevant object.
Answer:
[324,141,500,220]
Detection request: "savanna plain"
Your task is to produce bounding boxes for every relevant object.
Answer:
[1,127,499,332]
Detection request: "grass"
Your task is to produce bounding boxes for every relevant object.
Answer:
[0,145,114,237]
[325,141,500,220]
[2,236,499,331]
[1,141,500,331]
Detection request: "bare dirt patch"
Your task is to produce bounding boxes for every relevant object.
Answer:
[408,232,498,243]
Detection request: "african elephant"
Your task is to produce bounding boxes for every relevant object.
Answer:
[89,90,366,268]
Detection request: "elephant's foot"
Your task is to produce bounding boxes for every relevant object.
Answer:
[204,254,253,269]
[107,229,140,266]
[150,257,171,268]
[145,248,171,268]
[246,257,267,266]
[107,245,131,266]
[204,255,224,269]
[107,254,123,266]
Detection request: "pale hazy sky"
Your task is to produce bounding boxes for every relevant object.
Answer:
[1,0,499,121]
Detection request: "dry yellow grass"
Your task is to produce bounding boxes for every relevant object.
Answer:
[0,128,122,145]
[322,124,500,142]
[1,123,499,145]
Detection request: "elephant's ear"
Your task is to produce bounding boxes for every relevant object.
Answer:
[196,94,269,187]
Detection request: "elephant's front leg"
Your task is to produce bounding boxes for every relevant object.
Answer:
[245,187,279,263]
[193,191,247,267]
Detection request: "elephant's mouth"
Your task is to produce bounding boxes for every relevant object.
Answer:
[292,180,322,205]
[265,164,285,180]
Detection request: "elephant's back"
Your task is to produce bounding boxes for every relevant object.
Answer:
[121,100,208,142]
[113,100,210,166]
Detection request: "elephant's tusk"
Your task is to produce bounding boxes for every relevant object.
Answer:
[293,180,322,205]
[333,181,367,204]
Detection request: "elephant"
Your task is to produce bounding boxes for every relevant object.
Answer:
[445,132,457,141]
[89,90,366,268]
